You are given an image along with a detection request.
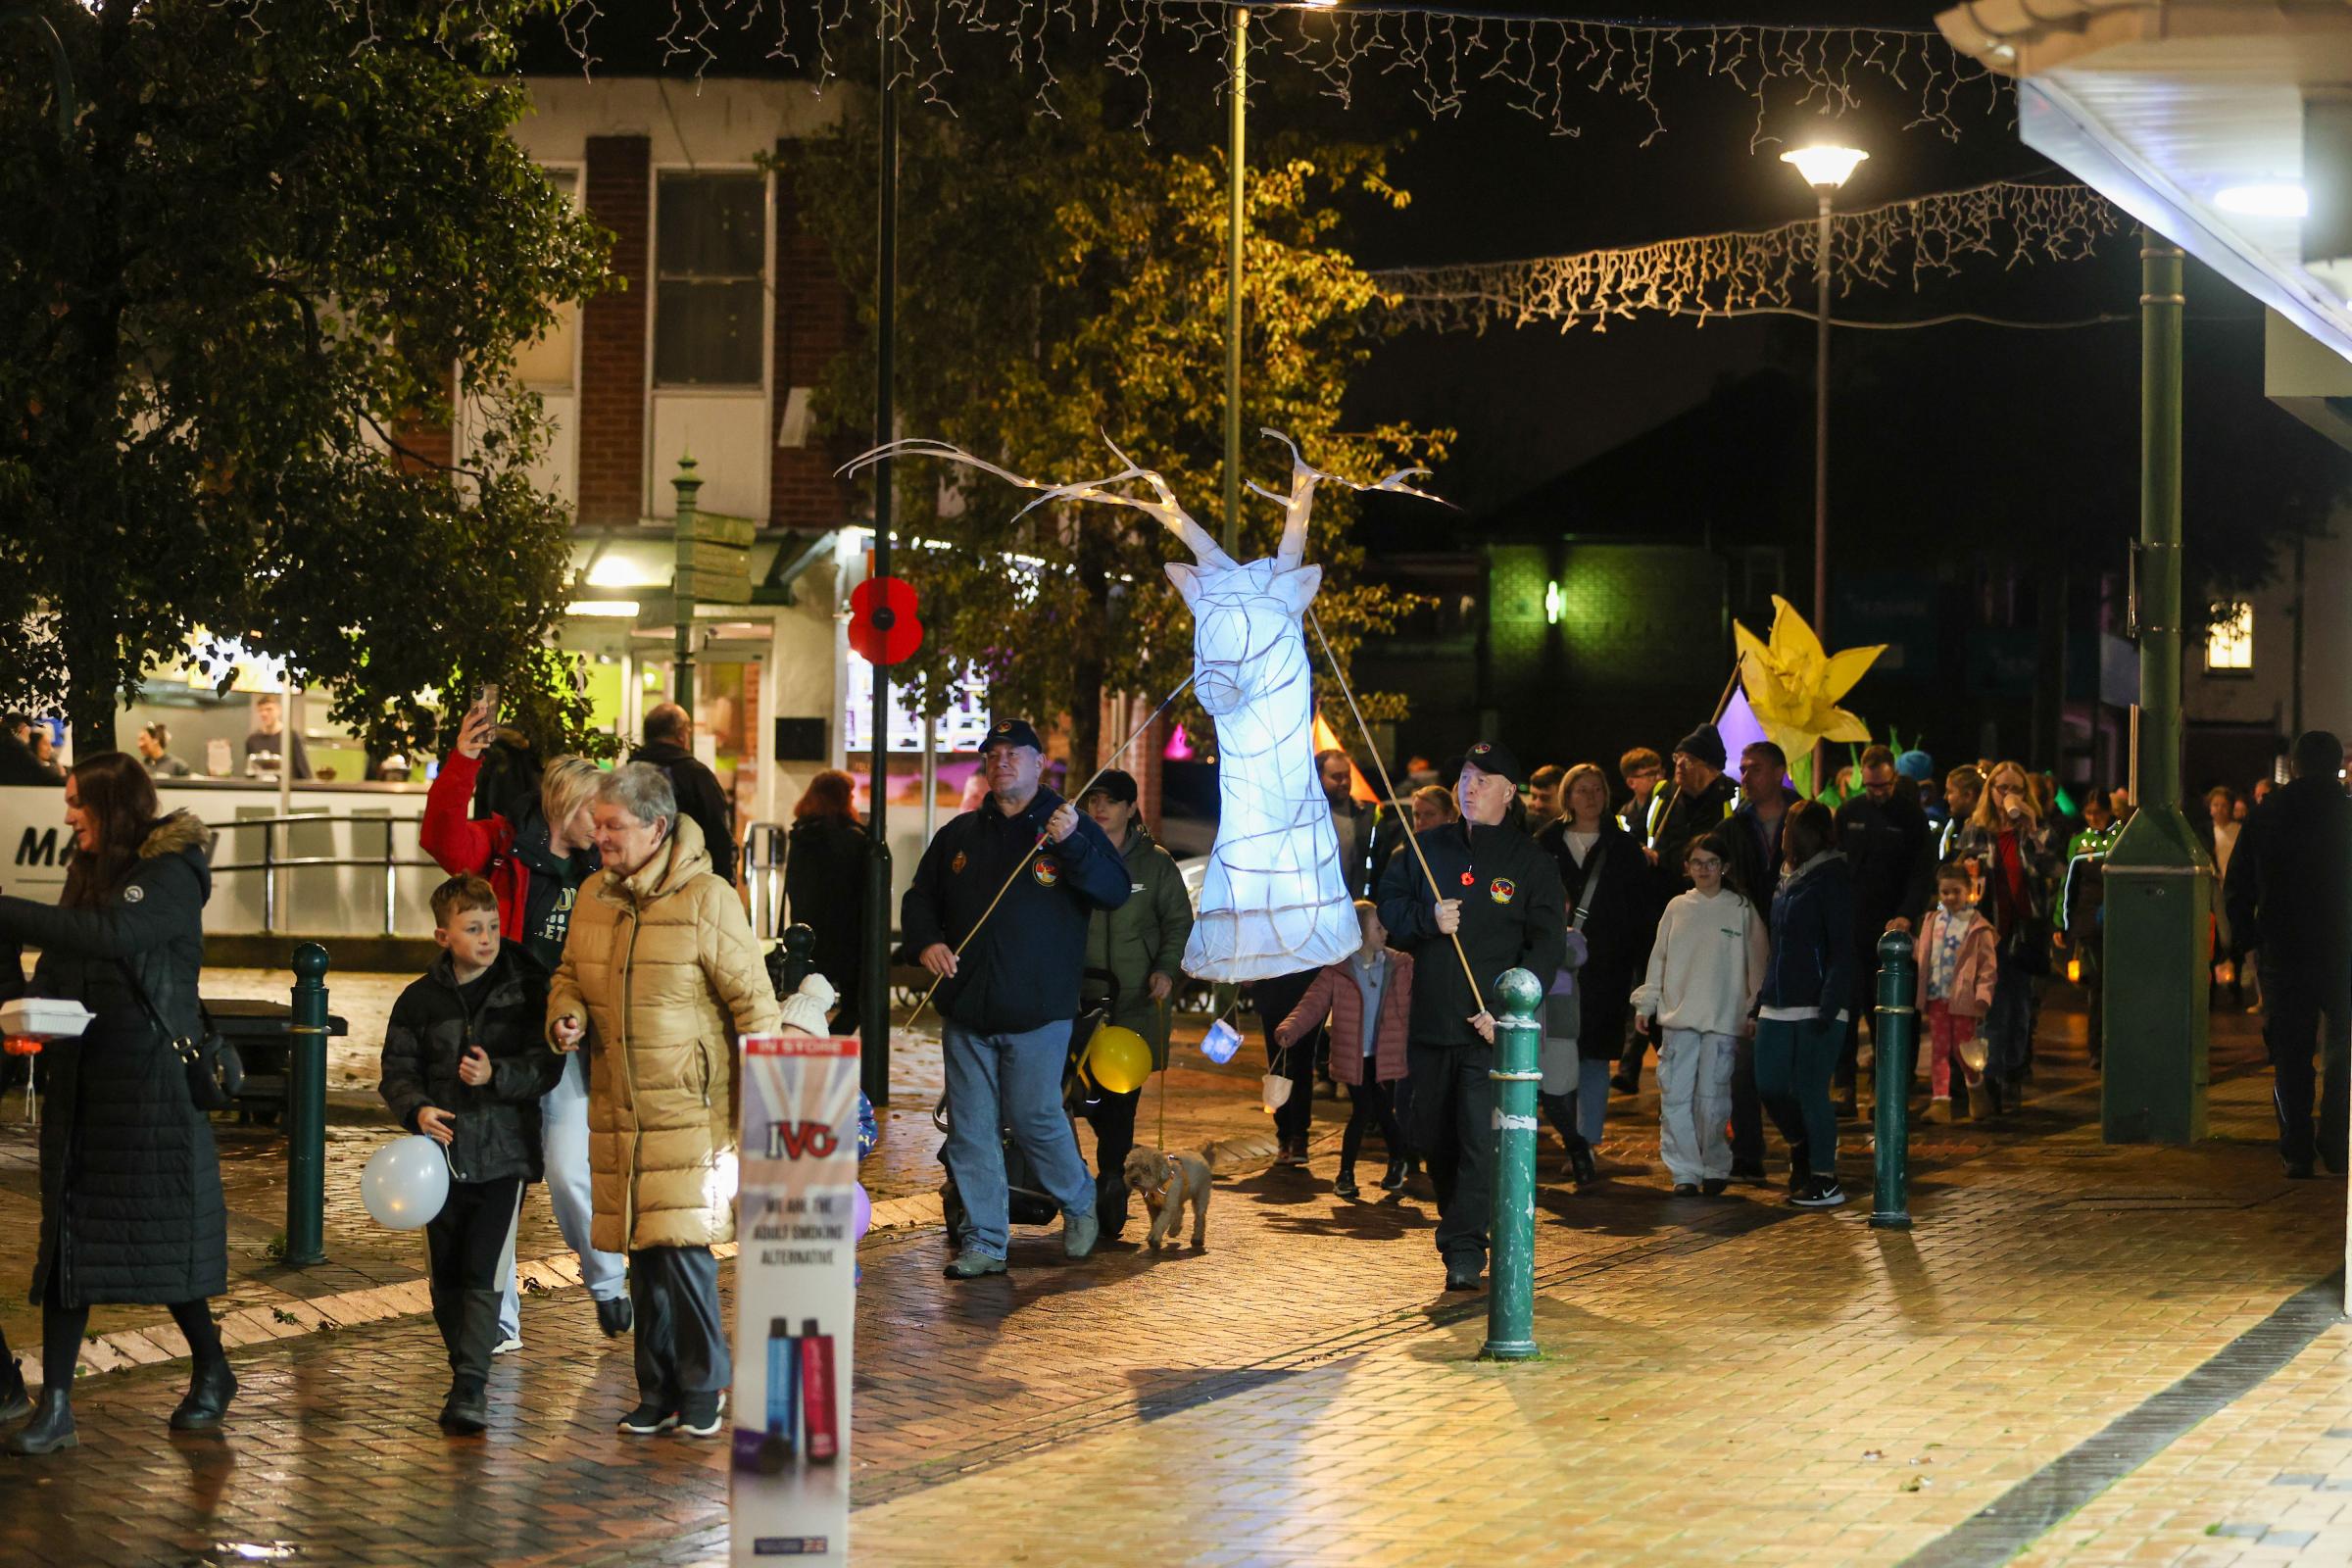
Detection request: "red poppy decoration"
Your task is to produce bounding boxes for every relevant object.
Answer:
[1460,871,1475,887]
[848,575,923,665]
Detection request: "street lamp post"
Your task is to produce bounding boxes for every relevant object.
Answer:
[1222,5,1250,557]
[1779,142,1865,790]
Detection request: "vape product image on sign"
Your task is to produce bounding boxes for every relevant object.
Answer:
[799,1318,838,1464]
[734,1317,800,1474]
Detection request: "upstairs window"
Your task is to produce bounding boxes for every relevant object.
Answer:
[514,168,581,389]
[655,173,766,388]
[2205,602,2253,672]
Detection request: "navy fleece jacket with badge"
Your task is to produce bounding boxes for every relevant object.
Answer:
[901,787,1132,1034]
[1378,818,1567,1049]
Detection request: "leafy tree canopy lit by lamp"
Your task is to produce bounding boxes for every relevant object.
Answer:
[1781,144,1869,191]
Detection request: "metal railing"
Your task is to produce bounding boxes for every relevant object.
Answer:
[207,812,440,936]
[744,819,789,942]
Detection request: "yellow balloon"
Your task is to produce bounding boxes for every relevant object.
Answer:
[1085,1025,1153,1094]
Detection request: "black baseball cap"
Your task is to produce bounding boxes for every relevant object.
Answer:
[1461,740,1523,785]
[981,717,1044,754]
[1080,768,1138,805]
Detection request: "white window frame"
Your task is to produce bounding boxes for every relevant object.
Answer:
[520,162,586,395]
[648,166,774,396]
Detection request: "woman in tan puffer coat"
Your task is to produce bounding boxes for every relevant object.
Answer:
[549,761,782,1438]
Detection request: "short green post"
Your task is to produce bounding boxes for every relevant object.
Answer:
[285,942,330,1267]
[1483,966,1544,1361]
[1870,930,1916,1230]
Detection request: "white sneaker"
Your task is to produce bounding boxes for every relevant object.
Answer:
[492,1335,522,1356]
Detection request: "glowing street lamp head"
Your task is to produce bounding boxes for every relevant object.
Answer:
[1781,143,1869,192]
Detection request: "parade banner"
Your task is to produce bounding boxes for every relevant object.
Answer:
[733,1033,860,1565]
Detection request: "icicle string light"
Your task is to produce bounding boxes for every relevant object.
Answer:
[1375,178,2127,335]
[525,2,2009,143]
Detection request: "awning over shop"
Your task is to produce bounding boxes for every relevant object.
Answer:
[1938,0,2352,365]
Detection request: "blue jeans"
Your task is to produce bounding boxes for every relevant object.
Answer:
[942,1019,1097,1259]
[1575,1054,1610,1145]
[499,1052,630,1339]
[1753,1015,1841,1179]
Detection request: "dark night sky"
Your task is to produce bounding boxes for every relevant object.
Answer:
[539,2,2330,544]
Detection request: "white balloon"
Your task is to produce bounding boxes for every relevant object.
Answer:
[362,1135,451,1230]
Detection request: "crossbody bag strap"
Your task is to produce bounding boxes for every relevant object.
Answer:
[112,957,210,1044]
[1571,841,1609,933]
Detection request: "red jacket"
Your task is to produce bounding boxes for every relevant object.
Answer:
[1275,949,1414,1086]
[419,751,530,944]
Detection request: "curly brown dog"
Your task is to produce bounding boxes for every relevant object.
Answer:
[1122,1144,1212,1250]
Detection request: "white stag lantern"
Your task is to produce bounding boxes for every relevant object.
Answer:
[846,431,1446,982]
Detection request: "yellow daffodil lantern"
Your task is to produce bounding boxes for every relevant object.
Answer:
[1734,596,1885,792]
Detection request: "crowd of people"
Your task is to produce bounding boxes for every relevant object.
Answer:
[0,696,2338,1446]
[0,697,829,1452]
[898,710,2348,1297]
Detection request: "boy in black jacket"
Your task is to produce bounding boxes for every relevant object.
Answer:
[379,875,563,1434]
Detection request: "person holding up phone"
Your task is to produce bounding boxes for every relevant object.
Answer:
[420,692,628,1347]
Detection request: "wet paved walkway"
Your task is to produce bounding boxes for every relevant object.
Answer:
[0,983,2340,1567]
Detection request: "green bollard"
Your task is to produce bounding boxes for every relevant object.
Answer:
[1483,967,1544,1361]
[1870,929,1916,1231]
[285,942,330,1267]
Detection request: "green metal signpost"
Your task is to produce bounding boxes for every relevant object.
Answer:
[1483,967,1544,1361]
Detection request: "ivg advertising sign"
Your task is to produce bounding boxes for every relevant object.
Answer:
[732,1032,859,1565]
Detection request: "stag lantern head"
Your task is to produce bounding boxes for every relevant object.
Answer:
[837,429,1446,983]
[1167,558,1319,721]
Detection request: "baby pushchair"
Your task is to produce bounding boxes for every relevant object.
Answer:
[937,969,1117,1243]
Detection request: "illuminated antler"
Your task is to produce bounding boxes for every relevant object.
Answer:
[840,437,1237,571]
[1244,428,1454,573]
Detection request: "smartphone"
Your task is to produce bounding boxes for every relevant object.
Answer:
[475,682,501,719]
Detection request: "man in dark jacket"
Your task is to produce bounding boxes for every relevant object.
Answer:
[1078,768,1195,1236]
[0,717,61,786]
[2227,729,2352,1178]
[904,718,1131,1278]
[1617,724,1739,1093]
[1832,745,1936,1114]
[1319,748,1402,900]
[632,704,735,885]
[379,875,564,1433]
[1378,739,1567,1293]
[1725,740,1801,1180]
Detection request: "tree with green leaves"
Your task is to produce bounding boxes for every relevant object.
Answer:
[795,66,1443,777]
[0,0,609,758]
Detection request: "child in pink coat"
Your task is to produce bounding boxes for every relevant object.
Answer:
[1916,865,1998,1119]
[1276,902,1415,1200]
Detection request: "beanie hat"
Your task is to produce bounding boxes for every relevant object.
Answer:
[776,973,839,1038]
[1672,724,1727,772]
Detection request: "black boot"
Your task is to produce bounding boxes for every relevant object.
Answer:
[1096,1171,1131,1244]
[169,1356,238,1432]
[0,1356,27,1424]
[6,1388,74,1455]
[1540,1093,1595,1186]
[1334,1163,1360,1200]
[439,1290,501,1435]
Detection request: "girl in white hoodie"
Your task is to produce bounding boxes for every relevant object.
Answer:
[1631,828,1770,1193]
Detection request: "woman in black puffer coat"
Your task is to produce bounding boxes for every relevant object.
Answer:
[0,753,229,1455]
